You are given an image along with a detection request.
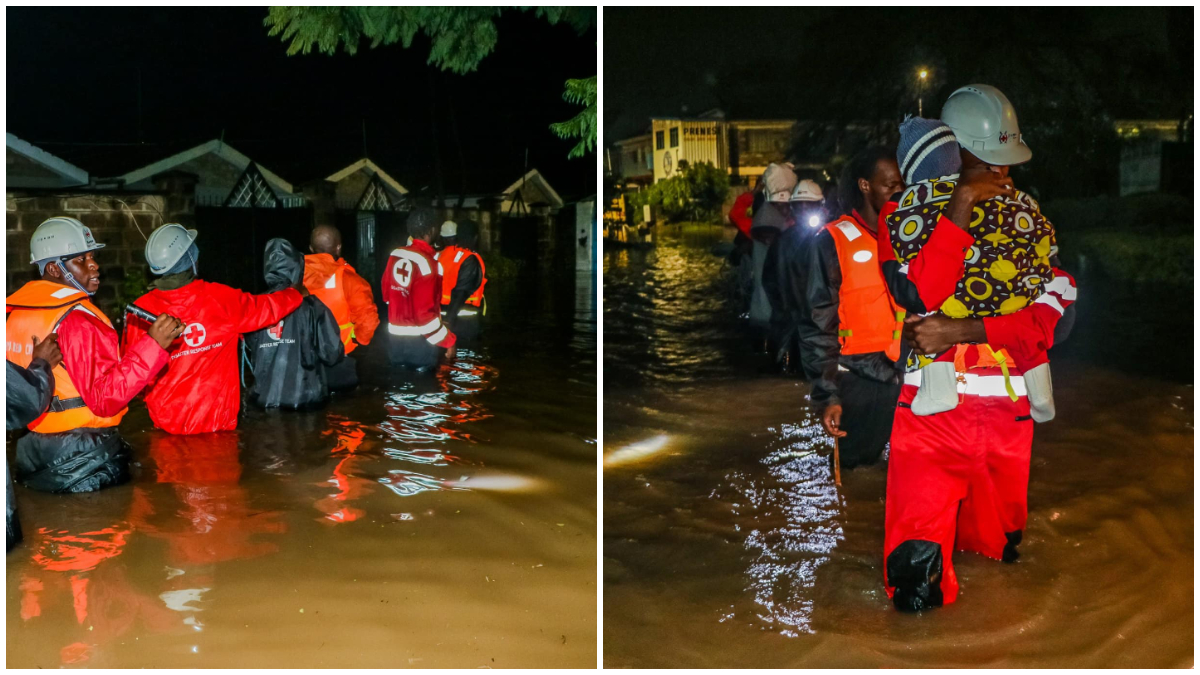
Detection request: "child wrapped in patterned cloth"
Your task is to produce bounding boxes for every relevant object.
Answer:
[882,117,1057,420]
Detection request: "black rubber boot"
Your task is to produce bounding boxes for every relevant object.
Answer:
[887,540,945,612]
[1002,530,1023,563]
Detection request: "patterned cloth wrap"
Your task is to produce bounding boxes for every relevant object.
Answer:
[886,176,1057,370]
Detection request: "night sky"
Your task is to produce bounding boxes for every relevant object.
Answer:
[8,7,597,198]
[605,7,1192,142]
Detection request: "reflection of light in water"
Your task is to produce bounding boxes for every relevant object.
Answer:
[160,588,209,612]
[377,469,466,497]
[604,434,671,468]
[449,474,540,492]
[726,419,843,637]
[383,448,459,465]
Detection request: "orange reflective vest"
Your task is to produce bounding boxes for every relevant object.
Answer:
[824,216,904,362]
[5,281,126,433]
[437,246,486,309]
[307,265,357,354]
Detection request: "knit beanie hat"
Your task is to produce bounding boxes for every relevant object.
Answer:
[897,116,962,185]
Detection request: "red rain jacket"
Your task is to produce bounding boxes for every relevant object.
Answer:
[57,309,170,419]
[380,239,456,349]
[124,280,301,435]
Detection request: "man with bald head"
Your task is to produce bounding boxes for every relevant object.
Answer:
[303,224,380,389]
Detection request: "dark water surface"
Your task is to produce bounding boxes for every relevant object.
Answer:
[8,270,597,668]
[603,224,1192,668]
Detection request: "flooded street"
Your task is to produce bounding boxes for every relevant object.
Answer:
[603,224,1192,668]
[8,270,597,668]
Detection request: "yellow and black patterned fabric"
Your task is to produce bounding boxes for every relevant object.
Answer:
[886,177,1056,321]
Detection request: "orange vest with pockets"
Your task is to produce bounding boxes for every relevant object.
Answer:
[308,266,357,354]
[437,246,486,308]
[5,280,126,433]
[824,216,904,362]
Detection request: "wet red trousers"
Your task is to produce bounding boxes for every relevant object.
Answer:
[883,384,1034,607]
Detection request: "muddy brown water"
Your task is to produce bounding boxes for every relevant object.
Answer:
[603,224,1193,668]
[7,270,597,668]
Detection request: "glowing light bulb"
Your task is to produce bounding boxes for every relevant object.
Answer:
[808,215,820,228]
[919,69,928,80]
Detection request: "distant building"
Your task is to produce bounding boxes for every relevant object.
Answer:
[1115,118,1192,196]
[610,110,797,185]
[608,134,653,186]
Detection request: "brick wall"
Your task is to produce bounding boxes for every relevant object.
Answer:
[6,188,192,314]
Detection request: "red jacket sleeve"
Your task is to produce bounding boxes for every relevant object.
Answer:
[344,271,380,346]
[983,269,1077,361]
[229,287,303,334]
[417,270,456,349]
[59,310,169,417]
[729,192,754,237]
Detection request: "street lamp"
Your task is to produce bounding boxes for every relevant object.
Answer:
[918,69,928,117]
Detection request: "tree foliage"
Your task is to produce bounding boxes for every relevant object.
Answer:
[630,162,731,223]
[550,76,597,159]
[264,6,596,157]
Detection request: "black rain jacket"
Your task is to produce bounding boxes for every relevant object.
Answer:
[244,239,344,410]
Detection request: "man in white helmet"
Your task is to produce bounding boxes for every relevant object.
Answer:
[761,176,828,372]
[5,217,184,493]
[746,162,798,347]
[122,223,303,435]
[875,85,1079,612]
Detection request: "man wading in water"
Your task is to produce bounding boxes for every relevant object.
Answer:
[877,85,1078,611]
[796,147,906,468]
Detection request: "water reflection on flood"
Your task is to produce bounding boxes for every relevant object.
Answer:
[9,270,597,668]
[604,225,1193,668]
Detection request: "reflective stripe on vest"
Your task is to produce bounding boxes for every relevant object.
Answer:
[308,266,357,354]
[823,217,903,362]
[437,246,487,307]
[904,370,1028,398]
[5,280,126,433]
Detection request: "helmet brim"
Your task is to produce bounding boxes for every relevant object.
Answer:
[964,142,1032,167]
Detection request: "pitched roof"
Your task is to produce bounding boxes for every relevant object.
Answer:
[116,139,294,194]
[6,133,89,187]
[326,158,408,194]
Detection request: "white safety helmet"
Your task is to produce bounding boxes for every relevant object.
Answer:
[762,162,799,203]
[29,216,105,264]
[940,84,1032,166]
[790,179,824,203]
[440,221,458,237]
[145,223,199,274]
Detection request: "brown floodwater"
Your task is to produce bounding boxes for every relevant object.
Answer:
[603,224,1193,668]
[8,270,597,668]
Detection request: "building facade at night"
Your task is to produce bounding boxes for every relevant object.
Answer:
[7,133,571,309]
[609,111,796,186]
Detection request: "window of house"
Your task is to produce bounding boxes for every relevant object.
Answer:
[670,127,679,147]
[655,130,665,150]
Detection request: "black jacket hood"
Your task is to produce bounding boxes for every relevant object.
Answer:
[264,238,303,291]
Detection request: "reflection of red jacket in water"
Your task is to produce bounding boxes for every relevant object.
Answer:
[129,433,286,566]
[877,208,1078,610]
[124,281,301,435]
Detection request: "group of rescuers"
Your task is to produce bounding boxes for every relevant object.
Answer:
[729,85,1078,612]
[5,206,485,548]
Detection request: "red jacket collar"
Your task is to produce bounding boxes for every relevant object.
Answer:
[851,209,879,239]
[408,239,436,256]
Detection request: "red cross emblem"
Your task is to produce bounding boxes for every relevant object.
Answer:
[393,259,414,288]
[268,320,284,340]
[183,323,206,348]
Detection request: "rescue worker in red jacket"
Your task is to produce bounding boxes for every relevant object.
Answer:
[303,224,380,390]
[382,208,456,370]
[436,220,487,342]
[6,217,183,493]
[123,224,302,435]
[877,86,1078,611]
[796,147,906,468]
